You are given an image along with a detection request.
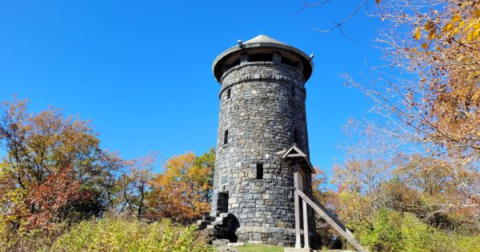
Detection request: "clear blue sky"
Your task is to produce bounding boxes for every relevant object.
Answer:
[0,0,383,180]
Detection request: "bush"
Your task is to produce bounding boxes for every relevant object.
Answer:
[353,208,480,252]
[354,209,403,252]
[52,217,212,252]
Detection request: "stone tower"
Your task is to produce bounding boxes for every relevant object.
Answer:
[210,35,315,246]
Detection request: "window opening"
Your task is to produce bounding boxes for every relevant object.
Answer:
[249,54,273,62]
[256,163,264,179]
[224,130,229,144]
[217,193,229,213]
[281,57,295,67]
[294,129,299,144]
[227,88,231,99]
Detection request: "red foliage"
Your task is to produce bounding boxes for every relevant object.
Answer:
[25,167,95,230]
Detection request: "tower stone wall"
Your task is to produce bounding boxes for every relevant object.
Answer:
[211,35,315,246]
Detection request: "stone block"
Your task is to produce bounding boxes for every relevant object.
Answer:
[212,239,229,247]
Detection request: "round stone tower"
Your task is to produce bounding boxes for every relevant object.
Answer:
[211,35,315,246]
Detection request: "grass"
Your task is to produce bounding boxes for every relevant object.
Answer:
[212,244,357,251]
[236,244,283,252]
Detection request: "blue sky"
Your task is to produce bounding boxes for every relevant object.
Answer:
[0,0,384,180]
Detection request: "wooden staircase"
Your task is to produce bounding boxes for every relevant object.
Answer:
[277,145,367,252]
[296,189,367,252]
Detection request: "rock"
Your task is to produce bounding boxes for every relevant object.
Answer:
[227,242,245,247]
[212,239,229,247]
[217,246,238,252]
[209,228,217,236]
[209,213,240,242]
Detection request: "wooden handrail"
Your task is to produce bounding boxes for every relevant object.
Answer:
[297,189,368,252]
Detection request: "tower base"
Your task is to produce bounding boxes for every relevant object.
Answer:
[236,226,296,247]
[199,213,319,248]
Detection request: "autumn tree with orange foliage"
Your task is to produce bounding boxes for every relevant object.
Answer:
[0,97,123,245]
[315,122,479,250]
[342,0,479,227]
[25,166,100,230]
[343,0,479,158]
[300,2,479,248]
[147,149,214,224]
[0,98,215,250]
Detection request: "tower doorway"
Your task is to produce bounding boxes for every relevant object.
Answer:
[217,193,229,213]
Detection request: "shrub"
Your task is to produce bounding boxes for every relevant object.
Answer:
[353,208,480,252]
[52,217,212,252]
[354,208,403,252]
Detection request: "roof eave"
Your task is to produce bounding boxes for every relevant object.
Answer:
[212,42,314,83]
[276,145,316,174]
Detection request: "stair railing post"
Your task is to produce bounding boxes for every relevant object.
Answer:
[293,164,302,248]
[302,199,310,249]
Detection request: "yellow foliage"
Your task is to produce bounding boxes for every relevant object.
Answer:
[0,187,29,250]
[394,0,480,156]
[147,152,212,222]
[414,27,421,40]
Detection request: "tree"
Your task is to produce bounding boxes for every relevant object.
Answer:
[325,123,480,250]
[0,97,122,233]
[347,0,479,226]
[391,154,480,232]
[341,0,480,159]
[147,150,214,223]
[193,148,215,204]
[303,0,479,234]
[25,166,100,230]
[118,153,155,218]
